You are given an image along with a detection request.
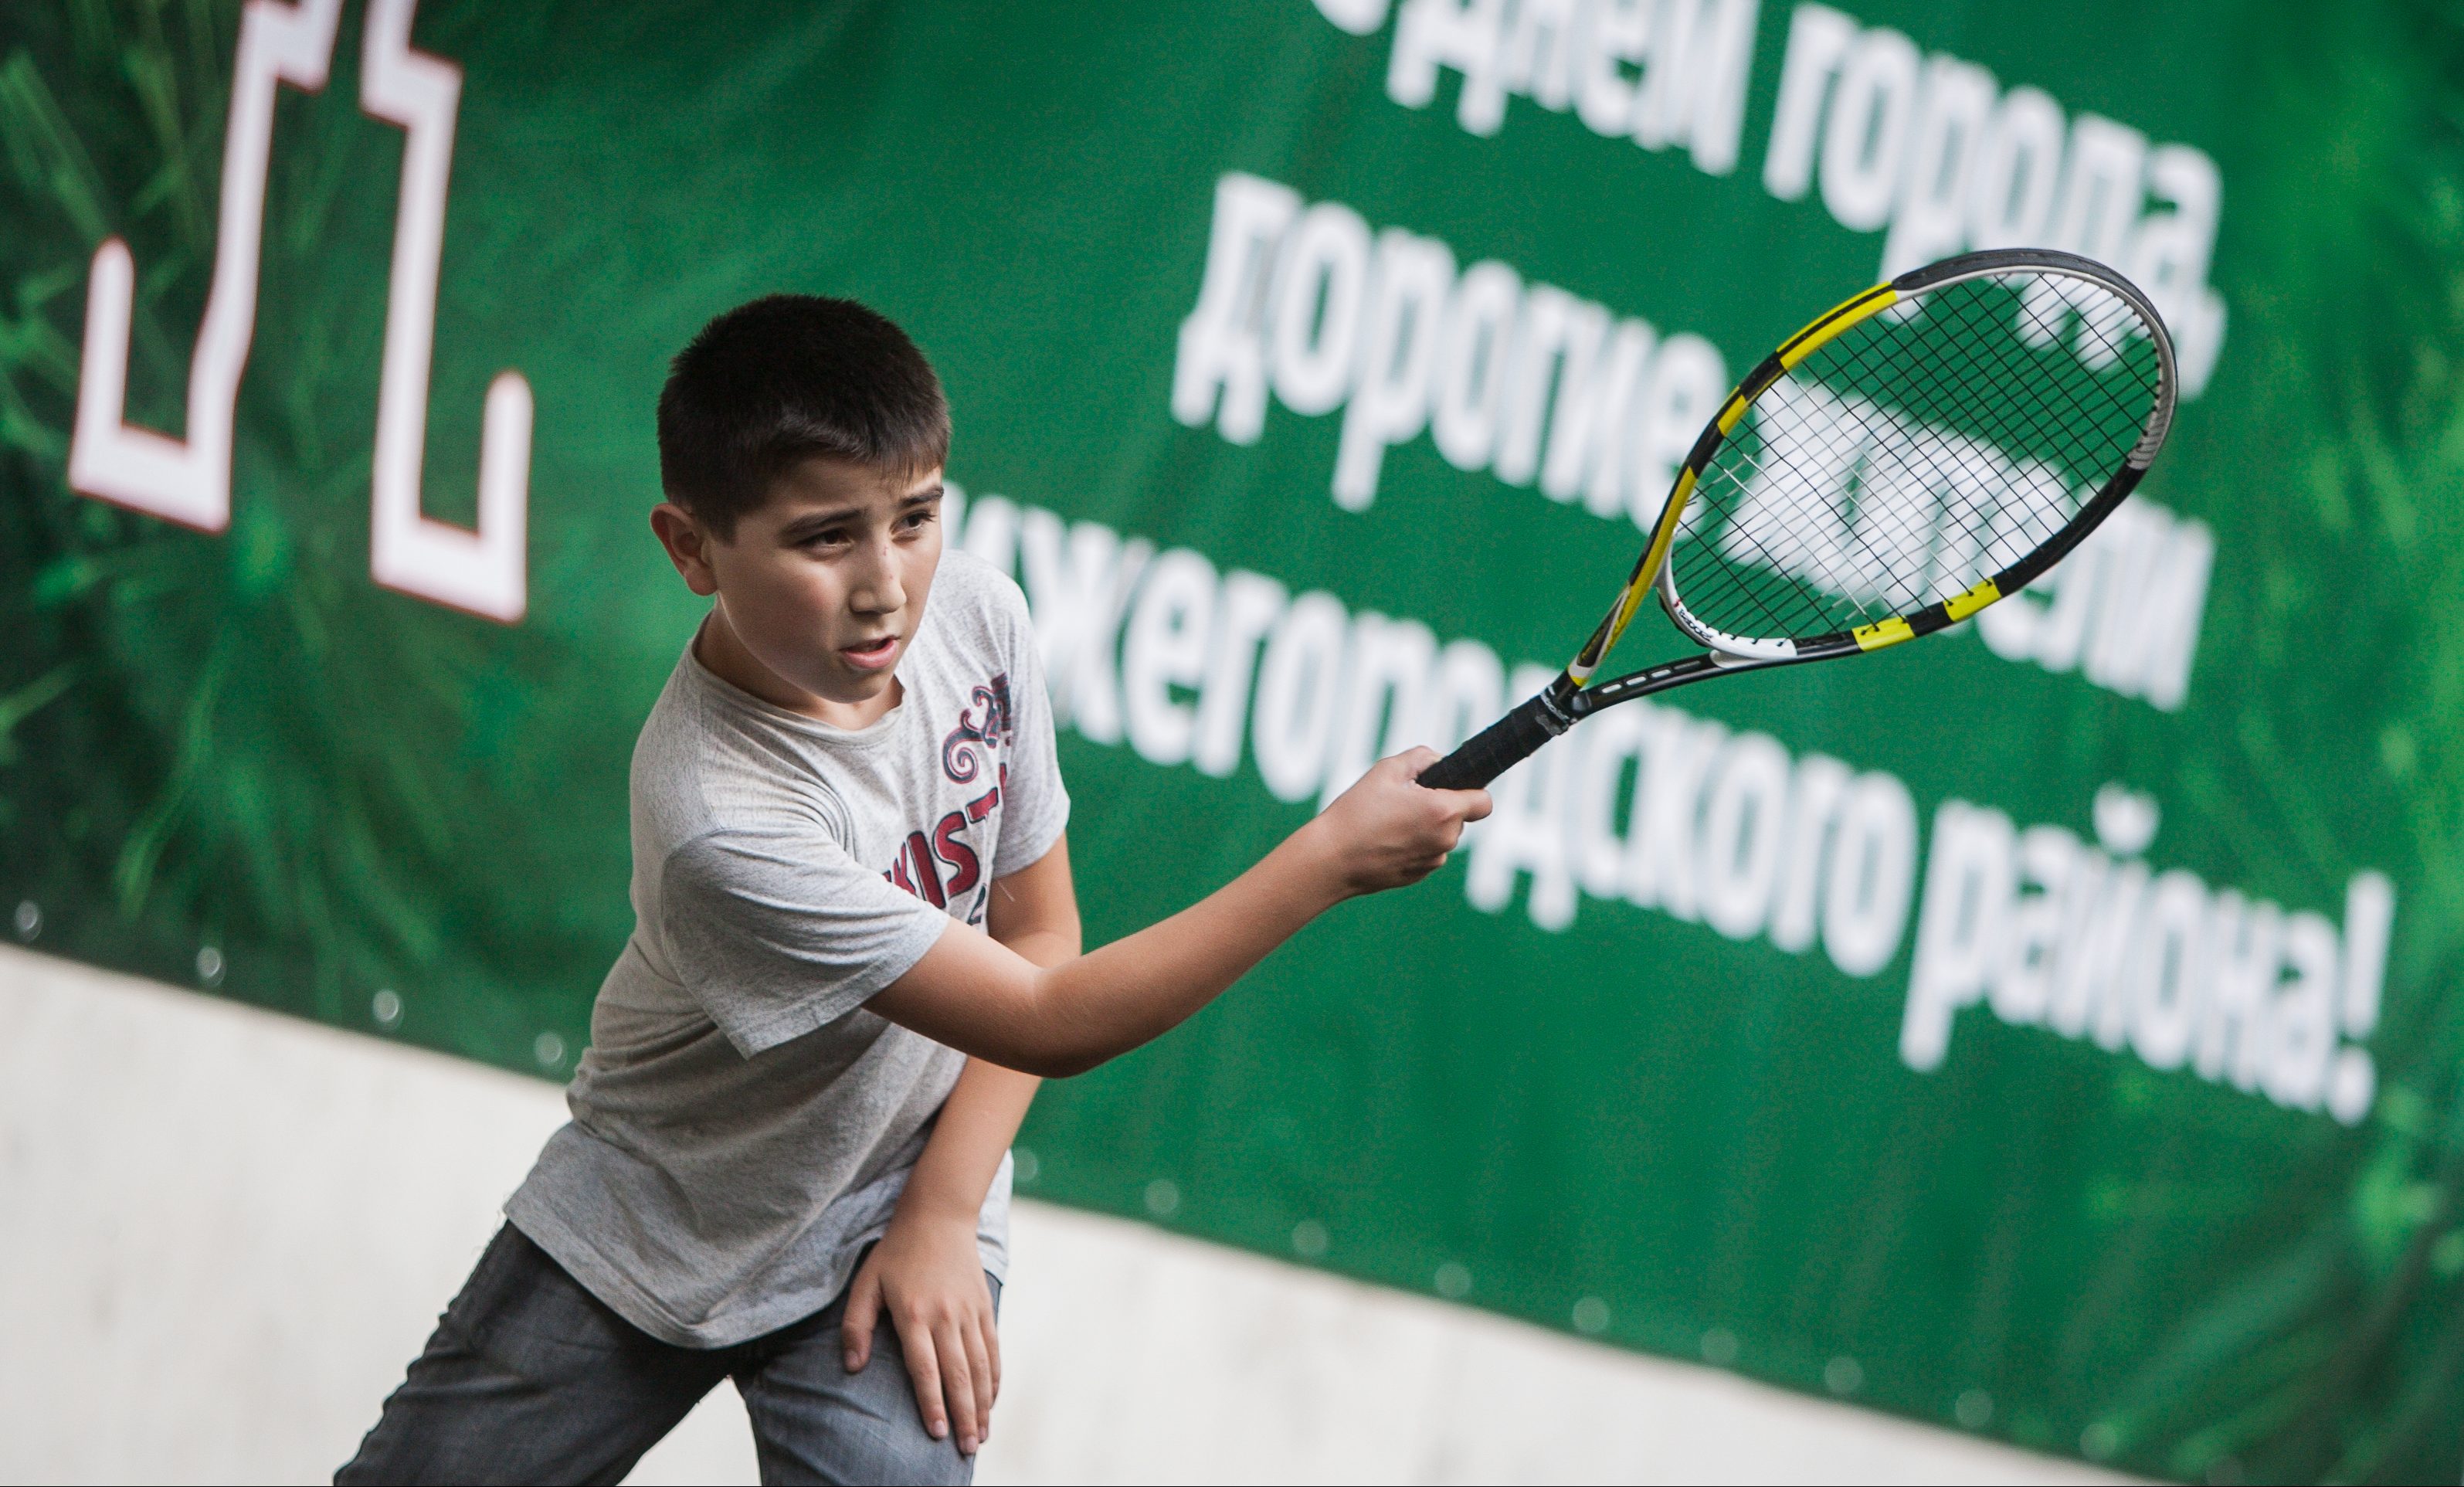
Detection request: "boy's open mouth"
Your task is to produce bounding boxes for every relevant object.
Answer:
[838,634,900,671]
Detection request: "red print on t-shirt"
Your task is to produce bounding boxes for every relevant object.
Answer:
[884,674,1016,922]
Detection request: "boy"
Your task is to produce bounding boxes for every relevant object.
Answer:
[340,296,1488,1485]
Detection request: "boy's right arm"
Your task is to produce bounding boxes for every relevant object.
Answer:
[867,749,1488,1077]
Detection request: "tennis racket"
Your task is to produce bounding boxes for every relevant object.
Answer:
[1418,246,2179,793]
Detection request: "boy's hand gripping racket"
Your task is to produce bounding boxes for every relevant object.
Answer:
[1419,246,2179,792]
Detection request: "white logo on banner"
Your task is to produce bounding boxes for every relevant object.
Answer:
[68,0,531,623]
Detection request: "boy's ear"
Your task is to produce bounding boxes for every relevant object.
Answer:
[650,502,722,597]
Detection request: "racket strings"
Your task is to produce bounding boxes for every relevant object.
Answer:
[1768,278,2145,603]
[1722,287,2130,617]
[1668,272,2160,643]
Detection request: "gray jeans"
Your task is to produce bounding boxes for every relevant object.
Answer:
[338,1224,995,1485]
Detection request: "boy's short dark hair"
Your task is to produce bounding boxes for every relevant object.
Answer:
[657,295,951,538]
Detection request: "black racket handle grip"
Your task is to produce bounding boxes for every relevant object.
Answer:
[1418,693,1568,792]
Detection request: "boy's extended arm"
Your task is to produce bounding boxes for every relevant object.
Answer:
[867,749,1488,1078]
[840,840,1079,1457]
[882,837,1078,1227]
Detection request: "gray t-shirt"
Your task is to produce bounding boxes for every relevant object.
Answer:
[507,550,1069,1348]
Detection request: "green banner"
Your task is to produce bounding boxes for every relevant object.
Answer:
[5,1,2460,1477]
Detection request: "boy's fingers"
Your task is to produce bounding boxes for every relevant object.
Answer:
[842,1268,881,1371]
[986,1307,1003,1406]
[900,1316,949,1441]
[962,1312,996,1441]
[1457,787,1494,822]
[935,1317,980,1453]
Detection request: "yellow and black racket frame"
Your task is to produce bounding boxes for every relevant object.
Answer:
[1420,246,2178,793]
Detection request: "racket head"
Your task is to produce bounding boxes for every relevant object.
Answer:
[1651,248,2177,665]
[1433,250,2177,790]
[1561,248,2177,698]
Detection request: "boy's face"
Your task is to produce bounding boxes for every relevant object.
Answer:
[652,457,945,714]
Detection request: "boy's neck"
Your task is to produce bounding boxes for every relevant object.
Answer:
[694,604,901,732]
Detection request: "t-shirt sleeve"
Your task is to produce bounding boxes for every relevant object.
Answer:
[989,575,1071,878]
[658,829,948,1057]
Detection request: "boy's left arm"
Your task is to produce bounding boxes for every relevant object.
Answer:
[840,834,1080,1458]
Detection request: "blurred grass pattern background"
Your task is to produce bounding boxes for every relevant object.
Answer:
[0,0,620,1071]
[4,2,2464,1479]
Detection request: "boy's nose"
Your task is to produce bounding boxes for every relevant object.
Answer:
[850,544,905,614]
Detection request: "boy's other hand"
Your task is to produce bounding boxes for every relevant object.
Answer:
[1306,748,1492,897]
[842,1212,1000,1456]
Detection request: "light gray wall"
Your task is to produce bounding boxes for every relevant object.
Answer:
[0,946,2120,1485]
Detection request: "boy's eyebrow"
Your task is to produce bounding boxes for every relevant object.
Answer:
[776,504,863,538]
[775,486,943,538]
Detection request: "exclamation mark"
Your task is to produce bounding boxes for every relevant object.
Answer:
[2328,871,2394,1126]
